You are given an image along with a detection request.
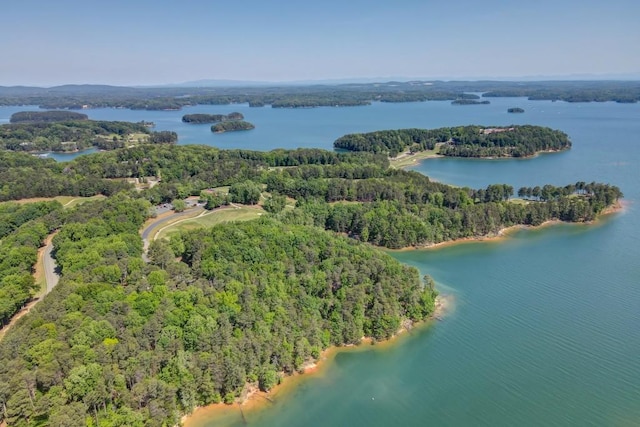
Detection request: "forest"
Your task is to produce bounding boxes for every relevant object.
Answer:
[0,195,435,426]
[267,166,621,248]
[481,80,640,103]
[0,202,64,326]
[0,120,175,153]
[0,141,622,426]
[334,125,571,157]
[0,152,131,202]
[211,121,255,133]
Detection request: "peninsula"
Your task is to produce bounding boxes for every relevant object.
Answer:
[334,125,571,158]
[0,119,177,152]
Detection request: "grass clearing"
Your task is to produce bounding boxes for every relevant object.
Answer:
[157,207,264,240]
[2,195,106,208]
[390,147,441,169]
[202,186,231,195]
[142,207,206,241]
[61,195,106,208]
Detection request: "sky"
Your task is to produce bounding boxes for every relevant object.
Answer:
[1,0,639,86]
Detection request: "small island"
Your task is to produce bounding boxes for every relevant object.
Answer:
[182,112,244,123]
[10,110,89,123]
[451,99,490,105]
[508,107,525,113]
[211,120,255,133]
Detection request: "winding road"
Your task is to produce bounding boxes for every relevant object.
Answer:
[0,233,60,340]
[141,206,206,255]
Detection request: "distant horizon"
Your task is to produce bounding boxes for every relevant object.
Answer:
[3,73,640,89]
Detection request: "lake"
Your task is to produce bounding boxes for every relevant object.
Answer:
[2,98,639,426]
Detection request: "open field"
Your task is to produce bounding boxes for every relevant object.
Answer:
[389,144,442,169]
[156,206,264,240]
[2,195,106,207]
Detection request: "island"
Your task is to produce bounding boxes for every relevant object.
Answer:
[182,112,244,123]
[451,99,490,105]
[0,120,176,152]
[9,110,89,123]
[508,107,525,113]
[0,142,623,426]
[211,120,255,133]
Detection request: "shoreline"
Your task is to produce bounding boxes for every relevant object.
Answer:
[389,199,626,253]
[180,200,625,426]
[391,147,569,170]
[181,294,452,426]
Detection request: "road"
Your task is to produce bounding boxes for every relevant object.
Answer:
[0,233,60,340]
[141,206,206,257]
[43,239,59,293]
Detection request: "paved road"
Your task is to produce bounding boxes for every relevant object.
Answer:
[142,207,205,241]
[42,240,59,294]
[0,234,60,340]
[141,206,206,254]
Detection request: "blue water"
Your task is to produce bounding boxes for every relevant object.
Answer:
[6,97,635,158]
[2,98,640,426]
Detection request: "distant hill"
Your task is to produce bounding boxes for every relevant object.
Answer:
[1,80,639,108]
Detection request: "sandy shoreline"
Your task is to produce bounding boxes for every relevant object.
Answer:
[181,294,452,426]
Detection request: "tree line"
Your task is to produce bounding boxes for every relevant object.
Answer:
[1,81,638,111]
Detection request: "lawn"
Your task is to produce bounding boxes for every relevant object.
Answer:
[156,206,264,240]
[389,143,444,169]
[2,195,106,208]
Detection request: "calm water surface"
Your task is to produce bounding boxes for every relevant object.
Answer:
[2,99,639,426]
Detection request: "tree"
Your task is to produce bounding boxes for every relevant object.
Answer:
[229,181,261,205]
[263,194,287,214]
[172,199,186,213]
